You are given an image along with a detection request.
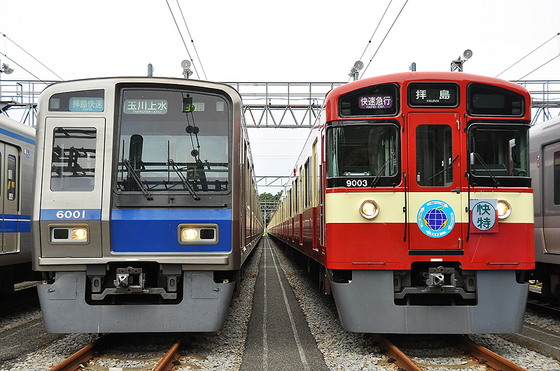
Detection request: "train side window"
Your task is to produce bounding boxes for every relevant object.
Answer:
[555,151,560,205]
[51,127,97,191]
[7,155,16,201]
[416,125,453,187]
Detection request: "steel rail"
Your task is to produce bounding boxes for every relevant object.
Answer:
[371,334,422,371]
[455,335,527,371]
[152,337,184,371]
[49,335,109,371]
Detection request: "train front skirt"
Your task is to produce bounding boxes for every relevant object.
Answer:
[328,269,528,334]
[37,270,235,333]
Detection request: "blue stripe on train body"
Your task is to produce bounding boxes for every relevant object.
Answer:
[1,214,31,233]
[110,208,233,253]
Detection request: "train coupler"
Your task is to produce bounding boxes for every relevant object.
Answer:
[426,266,455,292]
[89,265,180,301]
[393,264,477,305]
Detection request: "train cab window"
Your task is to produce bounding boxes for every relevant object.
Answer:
[416,125,453,187]
[116,88,230,194]
[468,124,530,187]
[327,122,399,187]
[51,127,97,191]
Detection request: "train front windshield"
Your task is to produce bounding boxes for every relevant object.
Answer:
[117,88,230,194]
[468,124,529,186]
[326,123,400,187]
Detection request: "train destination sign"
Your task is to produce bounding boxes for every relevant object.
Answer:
[408,83,458,107]
[68,97,104,112]
[124,99,168,114]
[358,94,393,110]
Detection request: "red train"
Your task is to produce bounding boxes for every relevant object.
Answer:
[267,72,534,334]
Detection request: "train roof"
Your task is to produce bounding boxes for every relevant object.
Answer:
[530,115,560,145]
[39,76,243,101]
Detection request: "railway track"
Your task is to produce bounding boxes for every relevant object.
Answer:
[49,334,186,371]
[50,332,530,371]
[376,334,528,371]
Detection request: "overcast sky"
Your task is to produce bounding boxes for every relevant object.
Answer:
[2,0,559,194]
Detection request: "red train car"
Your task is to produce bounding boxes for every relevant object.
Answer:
[268,72,534,334]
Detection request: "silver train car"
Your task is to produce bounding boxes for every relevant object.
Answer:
[0,115,35,294]
[531,115,560,301]
[33,77,263,333]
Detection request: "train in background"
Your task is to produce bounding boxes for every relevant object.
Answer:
[531,115,560,301]
[33,77,263,333]
[268,71,534,334]
[0,115,36,295]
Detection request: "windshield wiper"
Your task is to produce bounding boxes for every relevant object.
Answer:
[168,159,200,200]
[371,152,396,186]
[123,159,153,200]
[472,152,500,186]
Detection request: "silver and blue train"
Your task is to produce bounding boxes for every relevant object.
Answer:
[32,77,263,333]
[0,115,35,294]
[531,115,560,301]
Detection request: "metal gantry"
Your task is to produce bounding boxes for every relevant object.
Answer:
[514,79,560,123]
[225,82,344,128]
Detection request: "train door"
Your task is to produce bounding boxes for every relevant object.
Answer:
[0,143,19,253]
[542,142,560,253]
[407,112,464,252]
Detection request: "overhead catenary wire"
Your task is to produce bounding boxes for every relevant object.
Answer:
[0,51,46,82]
[1,32,63,80]
[357,0,393,66]
[496,33,560,78]
[518,53,560,80]
[175,0,208,80]
[359,0,409,79]
[165,0,201,79]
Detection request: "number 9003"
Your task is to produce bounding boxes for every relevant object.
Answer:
[346,179,368,187]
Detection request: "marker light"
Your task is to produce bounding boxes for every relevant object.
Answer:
[182,228,198,241]
[359,199,379,220]
[497,199,512,219]
[71,228,88,240]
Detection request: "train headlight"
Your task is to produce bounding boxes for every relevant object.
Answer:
[182,228,198,241]
[359,199,379,220]
[71,227,88,240]
[497,199,512,219]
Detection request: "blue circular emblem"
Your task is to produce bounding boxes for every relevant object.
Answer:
[417,200,455,238]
